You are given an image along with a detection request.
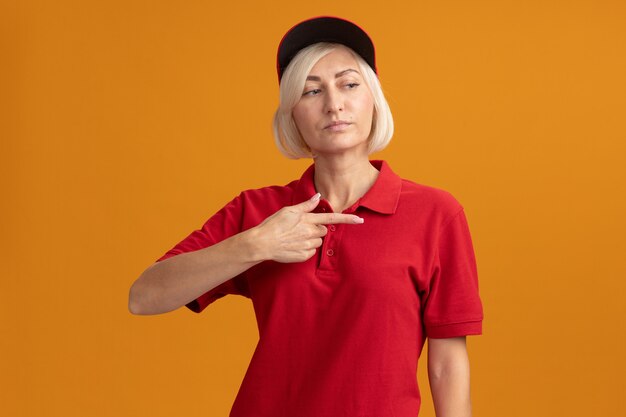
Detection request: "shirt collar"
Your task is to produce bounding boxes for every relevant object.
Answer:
[291,160,402,214]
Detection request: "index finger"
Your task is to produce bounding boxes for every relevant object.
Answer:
[305,212,364,225]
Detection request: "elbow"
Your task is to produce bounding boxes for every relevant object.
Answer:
[128,280,148,315]
[128,263,160,315]
[128,296,141,316]
[128,262,179,315]
[128,273,171,315]
[428,361,451,383]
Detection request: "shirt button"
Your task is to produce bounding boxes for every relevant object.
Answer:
[328,225,336,232]
[326,249,334,256]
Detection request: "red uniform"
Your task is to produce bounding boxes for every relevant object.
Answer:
[157,160,483,417]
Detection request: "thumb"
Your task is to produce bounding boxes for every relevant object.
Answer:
[292,192,322,213]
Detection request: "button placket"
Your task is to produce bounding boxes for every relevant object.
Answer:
[317,225,333,270]
[324,225,336,258]
[319,230,333,269]
[315,200,344,272]
[319,223,344,272]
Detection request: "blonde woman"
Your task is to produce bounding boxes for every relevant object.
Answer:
[129,16,483,417]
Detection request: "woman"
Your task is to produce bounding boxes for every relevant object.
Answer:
[129,16,483,417]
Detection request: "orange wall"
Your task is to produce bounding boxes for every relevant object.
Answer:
[2,1,625,416]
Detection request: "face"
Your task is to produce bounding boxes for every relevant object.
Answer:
[292,47,375,158]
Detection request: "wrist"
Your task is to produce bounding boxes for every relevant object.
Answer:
[236,227,268,264]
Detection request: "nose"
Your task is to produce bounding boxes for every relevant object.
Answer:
[324,88,343,113]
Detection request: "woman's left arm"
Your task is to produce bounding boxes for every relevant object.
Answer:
[428,336,473,417]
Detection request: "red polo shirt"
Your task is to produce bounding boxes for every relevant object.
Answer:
[156,160,483,417]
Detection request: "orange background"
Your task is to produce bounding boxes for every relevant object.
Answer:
[2,0,625,416]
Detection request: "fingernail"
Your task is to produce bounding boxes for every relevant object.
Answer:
[311,193,321,201]
[353,217,364,224]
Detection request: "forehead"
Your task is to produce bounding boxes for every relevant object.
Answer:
[308,46,361,76]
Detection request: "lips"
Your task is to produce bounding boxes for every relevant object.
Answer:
[324,120,352,130]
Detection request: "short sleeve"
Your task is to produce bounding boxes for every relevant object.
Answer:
[423,208,483,338]
[155,193,251,313]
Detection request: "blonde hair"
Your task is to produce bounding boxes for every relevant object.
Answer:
[273,42,394,159]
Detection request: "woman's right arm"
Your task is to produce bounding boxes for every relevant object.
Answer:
[128,227,263,315]
[128,193,363,315]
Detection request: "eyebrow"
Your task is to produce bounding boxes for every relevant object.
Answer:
[306,68,360,81]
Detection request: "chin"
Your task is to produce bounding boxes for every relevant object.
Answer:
[312,145,370,159]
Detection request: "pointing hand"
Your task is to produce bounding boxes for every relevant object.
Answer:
[252,193,364,263]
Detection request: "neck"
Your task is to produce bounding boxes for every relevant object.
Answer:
[313,156,380,213]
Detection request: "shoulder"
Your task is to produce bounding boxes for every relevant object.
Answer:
[399,178,463,211]
[224,179,299,223]
[237,179,298,206]
[397,178,465,226]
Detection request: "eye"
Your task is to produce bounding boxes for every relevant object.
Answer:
[346,82,360,89]
[303,88,322,96]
